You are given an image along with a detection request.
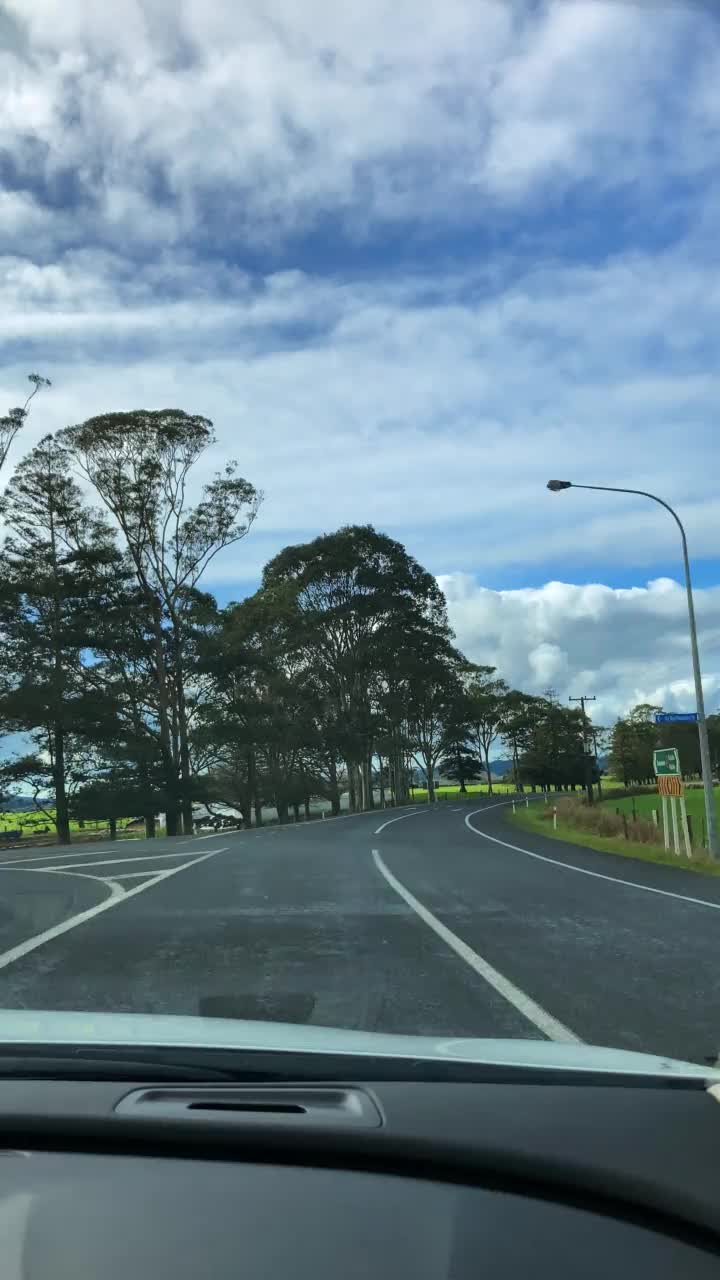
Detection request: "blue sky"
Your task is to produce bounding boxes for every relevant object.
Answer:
[1,0,720,722]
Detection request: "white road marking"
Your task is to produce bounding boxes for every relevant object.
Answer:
[371,847,580,1044]
[465,809,720,912]
[29,851,210,872]
[0,848,124,867]
[0,847,229,973]
[374,809,421,835]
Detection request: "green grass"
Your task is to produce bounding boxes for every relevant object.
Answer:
[510,801,720,877]
[602,787,720,836]
[0,809,138,838]
[410,782,517,801]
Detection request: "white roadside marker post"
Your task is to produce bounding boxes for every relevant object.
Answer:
[679,795,692,859]
[661,796,670,850]
[670,797,680,856]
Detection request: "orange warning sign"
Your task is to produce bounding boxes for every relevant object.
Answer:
[657,774,684,797]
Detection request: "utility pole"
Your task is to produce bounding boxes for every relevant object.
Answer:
[590,726,607,800]
[570,695,596,806]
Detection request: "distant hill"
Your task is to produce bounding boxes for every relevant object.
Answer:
[0,795,51,812]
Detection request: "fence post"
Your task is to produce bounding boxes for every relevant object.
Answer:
[622,814,629,840]
[651,809,658,825]
[686,812,694,851]
[525,797,529,808]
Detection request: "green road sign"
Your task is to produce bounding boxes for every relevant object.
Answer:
[654,747,681,777]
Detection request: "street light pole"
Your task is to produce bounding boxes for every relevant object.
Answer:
[547,480,718,857]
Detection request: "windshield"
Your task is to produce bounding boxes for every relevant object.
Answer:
[0,0,718,1071]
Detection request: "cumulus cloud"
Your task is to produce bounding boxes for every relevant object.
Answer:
[0,0,716,254]
[0,0,718,714]
[440,573,720,724]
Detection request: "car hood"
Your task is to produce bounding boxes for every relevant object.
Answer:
[0,1008,716,1081]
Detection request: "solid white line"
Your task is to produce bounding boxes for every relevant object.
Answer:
[374,809,421,835]
[465,810,720,912]
[32,851,212,872]
[371,848,580,1043]
[0,847,229,973]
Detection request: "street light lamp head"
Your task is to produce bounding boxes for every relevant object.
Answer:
[547,479,572,492]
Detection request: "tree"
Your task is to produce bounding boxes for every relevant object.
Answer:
[610,704,660,786]
[438,748,484,791]
[0,374,51,476]
[61,409,261,835]
[465,668,509,794]
[0,435,121,842]
[260,525,454,811]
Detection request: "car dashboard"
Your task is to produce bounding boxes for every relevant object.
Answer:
[1,1060,719,1277]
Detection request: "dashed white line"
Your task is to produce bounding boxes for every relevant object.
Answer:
[465,809,720,912]
[0,846,229,973]
[371,848,579,1043]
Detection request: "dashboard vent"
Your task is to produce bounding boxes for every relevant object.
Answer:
[115,1085,383,1128]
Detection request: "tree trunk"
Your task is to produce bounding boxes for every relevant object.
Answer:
[292,801,300,822]
[484,744,493,794]
[173,649,194,836]
[53,723,71,845]
[304,795,311,821]
[144,813,156,839]
[328,759,341,816]
[347,761,356,812]
[166,807,180,836]
[378,757,386,807]
[109,816,117,840]
[425,754,436,803]
[276,795,289,824]
[364,755,374,809]
[254,792,263,827]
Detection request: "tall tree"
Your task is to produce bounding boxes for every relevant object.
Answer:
[465,668,509,794]
[0,374,51,476]
[0,435,120,842]
[260,525,453,811]
[61,409,261,834]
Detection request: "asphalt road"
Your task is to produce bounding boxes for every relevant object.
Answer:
[0,797,718,1064]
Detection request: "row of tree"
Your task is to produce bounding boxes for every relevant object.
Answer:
[0,379,647,843]
[609,703,720,787]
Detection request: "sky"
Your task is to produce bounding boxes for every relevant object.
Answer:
[1,0,720,728]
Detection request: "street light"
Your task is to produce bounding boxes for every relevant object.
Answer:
[547,479,718,858]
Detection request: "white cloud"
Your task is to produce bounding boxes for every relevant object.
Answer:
[440,573,720,724]
[0,0,715,252]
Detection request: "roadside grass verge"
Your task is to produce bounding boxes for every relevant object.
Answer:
[603,787,720,834]
[509,799,720,878]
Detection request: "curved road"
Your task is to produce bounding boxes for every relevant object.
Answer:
[0,798,717,1063]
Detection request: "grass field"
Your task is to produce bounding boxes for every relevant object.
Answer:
[0,809,138,838]
[510,802,720,878]
[409,782,517,801]
[602,787,720,839]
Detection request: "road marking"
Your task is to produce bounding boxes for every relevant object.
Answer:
[371,848,580,1043]
[374,809,421,835]
[0,847,229,974]
[465,810,720,912]
[30,850,211,872]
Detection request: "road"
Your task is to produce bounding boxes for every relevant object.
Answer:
[0,797,718,1064]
